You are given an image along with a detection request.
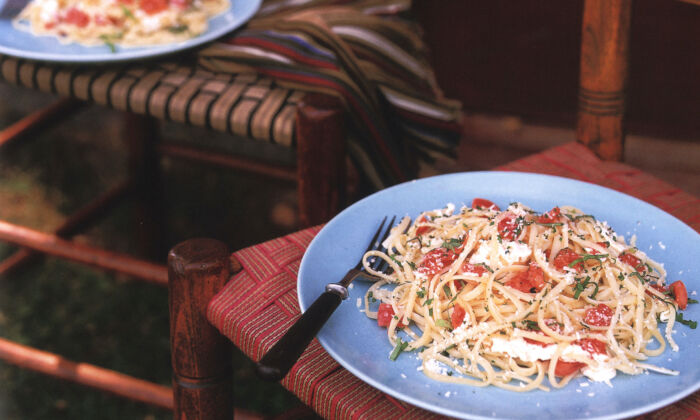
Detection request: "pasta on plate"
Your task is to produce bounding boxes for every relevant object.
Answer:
[362,198,694,391]
[13,0,229,48]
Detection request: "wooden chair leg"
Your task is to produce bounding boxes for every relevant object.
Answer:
[296,94,346,227]
[576,0,632,161]
[125,113,166,260]
[168,239,233,420]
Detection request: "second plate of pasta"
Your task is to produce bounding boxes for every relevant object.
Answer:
[297,172,700,420]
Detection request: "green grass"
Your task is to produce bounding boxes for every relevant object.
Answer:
[0,83,307,419]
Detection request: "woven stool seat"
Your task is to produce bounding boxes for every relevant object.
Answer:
[1,56,302,147]
[207,141,700,419]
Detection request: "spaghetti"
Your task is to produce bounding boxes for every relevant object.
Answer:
[363,199,694,391]
[13,0,229,48]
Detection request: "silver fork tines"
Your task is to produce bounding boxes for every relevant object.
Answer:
[329,216,396,296]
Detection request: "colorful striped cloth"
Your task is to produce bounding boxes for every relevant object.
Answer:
[207,142,700,419]
[198,0,463,188]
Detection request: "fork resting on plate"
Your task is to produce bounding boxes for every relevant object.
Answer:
[256,216,397,381]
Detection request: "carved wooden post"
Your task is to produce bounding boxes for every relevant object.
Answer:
[168,239,233,420]
[577,0,632,161]
[296,94,346,227]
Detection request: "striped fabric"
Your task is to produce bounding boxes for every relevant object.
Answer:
[198,0,463,186]
[0,0,462,189]
[207,141,700,419]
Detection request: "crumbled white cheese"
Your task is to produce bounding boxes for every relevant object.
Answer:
[490,337,557,362]
[425,358,448,375]
[499,240,532,265]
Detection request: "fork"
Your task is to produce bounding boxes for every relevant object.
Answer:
[256,216,396,381]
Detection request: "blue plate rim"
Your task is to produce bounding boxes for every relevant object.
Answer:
[297,171,700,420]
[0,0,261,63]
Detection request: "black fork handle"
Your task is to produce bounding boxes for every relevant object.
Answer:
[256,290,342,381]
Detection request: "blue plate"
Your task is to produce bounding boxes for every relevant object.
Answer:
[0,0,260,63]
[298,172,700,420]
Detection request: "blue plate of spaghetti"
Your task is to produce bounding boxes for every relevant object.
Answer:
[298,172,700,420]
[0,0,260,63]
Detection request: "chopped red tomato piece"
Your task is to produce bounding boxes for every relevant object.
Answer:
[139,0,168,15]
[670,281,688,310]
[554,360,584,377]
[415,216,432,236]
[554,338,607,377]
[576,338,607,355]
[497,213,519,241]
[460,263,488,276]
[645,283,668,300]
[553,248,583,272]
[63,8,90,27]
[507,262,546,293]
[588,242,608,255]
[471,198,499,211]
[377,303,406,328]
[584,304,614,326]
[417,248,459,277]
[537,207,561,224]
[451,305,466,329]
[619,253,645,272]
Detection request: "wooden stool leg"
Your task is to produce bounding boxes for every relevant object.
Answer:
[577,0,632,161]
[168,239,233,420]
[125,113,165,259]
[296,94,346,227]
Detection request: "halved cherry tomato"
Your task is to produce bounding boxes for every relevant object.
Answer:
[471,198,499,211]
[415,216,432,236]
[506,262,546,293]
[417,248,458,277]
[554,360,584,377]
[537,207,561,224]
[553,338,607,377]
[63,8,90,27]
[553,248,583,272]
[139,0,168,15]
[497,213,519,241]
[584,304,614,326]
[577,338,607,355]
[377,303,406,328]
[670,280,688,310]
[619,253,646,272]
[451,305,466,329]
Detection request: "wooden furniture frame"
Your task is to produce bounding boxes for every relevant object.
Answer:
[0,0,633,417]
[0,92,345,417]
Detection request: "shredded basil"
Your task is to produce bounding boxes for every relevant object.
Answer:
[435,319,452,329]
[675,312,697,329]
[442,238,463,250]
[389,338,409,360]
[569,253,608,268]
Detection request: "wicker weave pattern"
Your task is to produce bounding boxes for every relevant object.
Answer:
[209,141,700,419]
[0,55,301,146]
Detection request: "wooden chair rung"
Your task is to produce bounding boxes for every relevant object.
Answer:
[0,220,167,285]
[0,98,84,149]
[0,337,173,409]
